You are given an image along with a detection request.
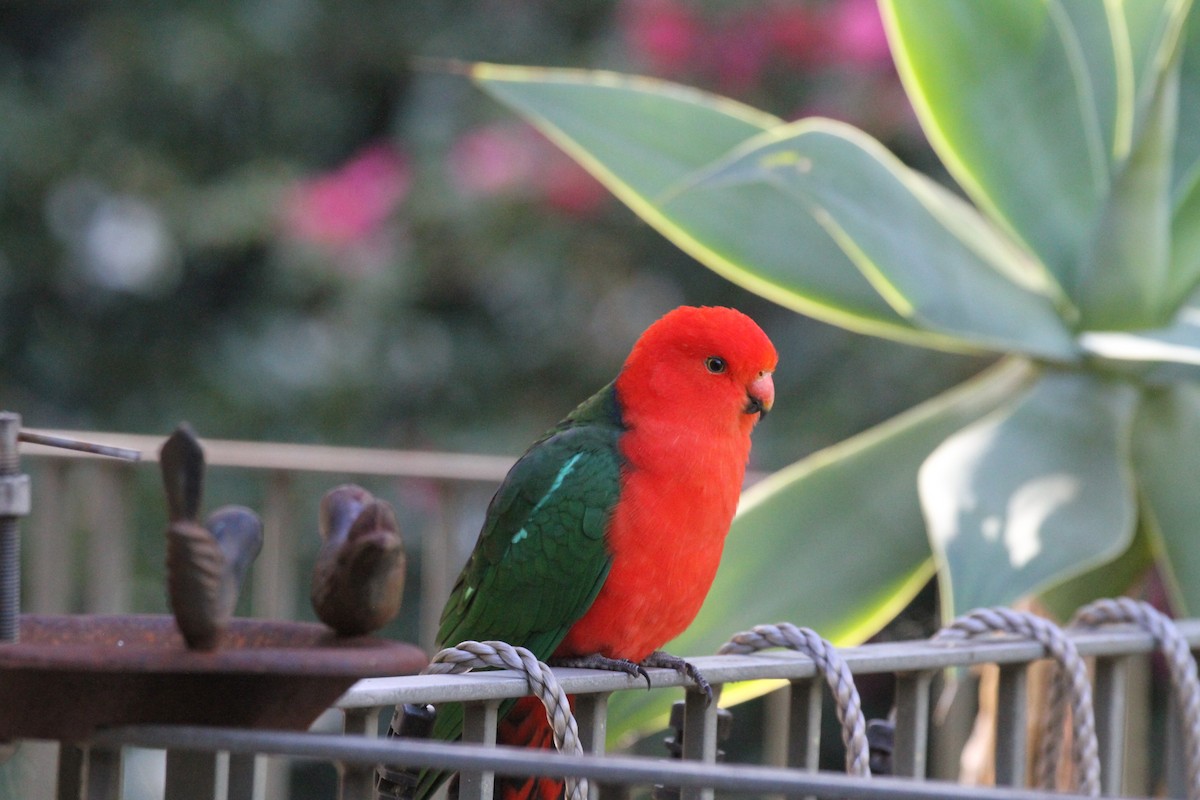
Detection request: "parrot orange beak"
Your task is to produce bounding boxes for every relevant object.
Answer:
[746,371,775,417]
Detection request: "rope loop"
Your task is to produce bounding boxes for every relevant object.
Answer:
[1070,598,1200,800]
[936,607,1100,796]
[429,640,587,800]
[719,622,871,777]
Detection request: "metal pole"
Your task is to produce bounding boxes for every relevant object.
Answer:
[0,412,30,642]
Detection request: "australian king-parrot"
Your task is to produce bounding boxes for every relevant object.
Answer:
[384,305,777,800]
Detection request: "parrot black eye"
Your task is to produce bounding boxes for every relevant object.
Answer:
[705,356,727,374]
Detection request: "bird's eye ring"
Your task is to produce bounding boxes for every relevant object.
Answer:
[705,356,727,374]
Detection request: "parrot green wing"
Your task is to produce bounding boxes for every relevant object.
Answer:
[436,381,624,658]
[404,384,626,800]
[401,383,626,800]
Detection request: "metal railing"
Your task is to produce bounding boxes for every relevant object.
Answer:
[60,618,1193,800]
[8,428,1191,800]
[19,428,516,652]
[15,427,515,800]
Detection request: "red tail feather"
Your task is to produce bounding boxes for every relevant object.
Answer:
[495,696,568,800]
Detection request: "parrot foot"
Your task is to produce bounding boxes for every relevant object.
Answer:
[642,650,713,706]
[550,654,652,689]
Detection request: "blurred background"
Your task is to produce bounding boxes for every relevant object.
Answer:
[0,0,986,464]
[0,1,993,797]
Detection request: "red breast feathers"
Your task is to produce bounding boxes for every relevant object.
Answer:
[554,306,777,661]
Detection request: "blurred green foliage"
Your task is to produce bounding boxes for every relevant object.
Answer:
[0,1,981,471]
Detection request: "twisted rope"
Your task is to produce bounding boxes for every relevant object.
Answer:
[935,607,1100,796]
[719,622,871,777]
[1070,598,1200,800]
[429,640,587,800]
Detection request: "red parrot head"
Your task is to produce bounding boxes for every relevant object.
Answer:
[617,306,777,437]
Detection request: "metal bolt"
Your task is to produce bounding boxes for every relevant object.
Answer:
[0,412,26,643]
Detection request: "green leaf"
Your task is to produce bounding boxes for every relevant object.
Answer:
[920,370,1140,619]
[1081,67,1176,327]
[687,119,1079,359]
[604,358,1037,740]
[1118,1,1189,151]
[1171,176,1200,307]
[1062,0,1127,160]
[1038,517,1155,621]
[1171,6,1200,195]
[1169,5,1200,305]
[1081,0,1188,328]
[882,0,1116,295]
[1077,305,1200,381]
[470,64,938,346]
[1133,382,1200,615]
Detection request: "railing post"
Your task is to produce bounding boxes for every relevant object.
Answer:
[680,688,720,800]
[81,463,133,613]
[574,694,608,757]
[253,470,296,621]
[767,678,823,800]
[929,671,979,781]
[421,481,461,653]
[253,470,296,800]
[82,745,123,800]
[164,749,220,800]
[1167,686,1187,799]
[892,671,932,779]
[459,700,501,800]
[227,752,261,800]
[1123,653,1153,796]
[340,707,382,800]
[994,664,1028,787]
[784,678,823,772]
[1093,655,1131,796]
[574,693,609,800]
[57,743,86,800]
[30,460,72,614]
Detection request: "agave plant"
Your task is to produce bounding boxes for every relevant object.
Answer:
[467,0,1200,694]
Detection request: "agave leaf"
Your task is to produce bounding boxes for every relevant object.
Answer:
[1172,6,1200,194]
[1132,381,1200,615]
[683,119,1078,359]
[1078,304,1200,382]
[1169,6,1200,305]
[1081,0,1189,328]
[472,64,962,347]
[920,370,1140,619]
[882,0,1117,292]
[1038,517,1155,621]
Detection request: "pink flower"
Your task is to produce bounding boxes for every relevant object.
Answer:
[828,0,891,65]
[619,0,704,76]
[283,143,410,246]
[709,10,773,92]
[450,122,609,217]
[766,5,826,67]
[448,123,541,197]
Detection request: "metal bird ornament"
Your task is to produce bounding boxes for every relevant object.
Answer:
[159,424,263,651]
[310,485,406,637]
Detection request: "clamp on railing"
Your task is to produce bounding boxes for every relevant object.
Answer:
[0,411,142,642]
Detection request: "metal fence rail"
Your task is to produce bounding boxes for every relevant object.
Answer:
[9,429,1191,800]
[86,725,1119,800]
[19,428,518,654]
[49,617,1196,800]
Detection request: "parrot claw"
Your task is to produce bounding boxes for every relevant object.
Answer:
[550,654,652,689]
[642,651,713,707]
